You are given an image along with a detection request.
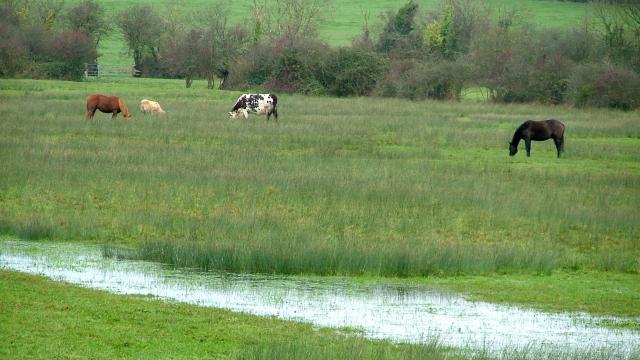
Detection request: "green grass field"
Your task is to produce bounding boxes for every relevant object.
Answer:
[1,2,636,358]
[1,72,639,357]
[1,75,639,276]
[1,77,638,278]
[81,0,591,69]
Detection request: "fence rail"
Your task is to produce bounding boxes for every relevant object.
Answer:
[84,64,141,77]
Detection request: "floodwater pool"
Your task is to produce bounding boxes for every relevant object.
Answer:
[1,240,638,358]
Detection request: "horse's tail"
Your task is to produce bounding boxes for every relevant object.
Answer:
[118,98,131,118]
[559,121,566,152]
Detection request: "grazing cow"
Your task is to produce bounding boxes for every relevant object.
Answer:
[140,99,165,114]
[228,94,278,121]
[86,94,131,120]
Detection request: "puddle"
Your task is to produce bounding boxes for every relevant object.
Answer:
[1,240,639,357]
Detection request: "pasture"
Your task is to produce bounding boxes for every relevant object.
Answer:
[1,77,639,358]
[1,76,639,272]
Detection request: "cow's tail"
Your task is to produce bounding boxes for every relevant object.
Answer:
[270,94,278,107]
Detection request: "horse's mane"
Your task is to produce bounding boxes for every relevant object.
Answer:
[118,98,130,117]
[511,121,531,143]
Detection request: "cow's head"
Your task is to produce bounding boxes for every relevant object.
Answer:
[228,111,239,119]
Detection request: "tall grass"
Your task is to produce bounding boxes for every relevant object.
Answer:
[232,336,465,360]
[2,78,639,276]
[231,335,633,360]
[128,239,566,276]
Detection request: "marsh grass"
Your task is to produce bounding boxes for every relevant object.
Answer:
[130,239,568,276]
[232,335,633,360]
[2,78,639,277]
[232,336,462,360]
[0,218,54,241]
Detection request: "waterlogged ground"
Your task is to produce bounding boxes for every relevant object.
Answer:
[1,240,639,358]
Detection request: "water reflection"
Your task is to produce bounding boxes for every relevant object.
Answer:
[1,240,638,358]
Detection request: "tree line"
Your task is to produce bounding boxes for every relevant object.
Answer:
[0,0,108,80]
[1,0,639,110]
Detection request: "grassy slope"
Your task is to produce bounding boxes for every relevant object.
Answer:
[85,0,590,68]
[0,77,638,316]
[0,271,464,360]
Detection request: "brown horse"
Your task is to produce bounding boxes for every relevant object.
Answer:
[509,119,565,158]
[86,94,131,120]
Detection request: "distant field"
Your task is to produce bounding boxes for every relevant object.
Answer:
[80,0,591,69]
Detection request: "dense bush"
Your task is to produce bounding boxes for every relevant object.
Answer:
[318,47,388,96]
[0,23,28,77]
[377,0,422,57]
[227,37,330,94]
[568,63,640,110]
[266,42,327,94]
[228,42,386,97]
[376,59,469,100]
[117,5,165,72]
[469,24,603,104]
[0,0,98,80]
[48,31,97,80]
[64,0,110,46]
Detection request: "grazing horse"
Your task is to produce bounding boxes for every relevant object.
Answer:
[86,94,131,120]
[509,119,565,158]
[140,99,165,114]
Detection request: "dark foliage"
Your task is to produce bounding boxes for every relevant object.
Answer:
[64,0,111,46]
[159,29,203,87]
[117,5,165,72]
[227,37,329,94]
[376,59,469,100]
[318,47,387,96]
[0,4,29,77]
[376,1,422,57]
[569,63,640,110]
[0,0,99,80]
[47,31,97,80]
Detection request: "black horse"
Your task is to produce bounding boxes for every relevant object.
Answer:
[509,119,565,158]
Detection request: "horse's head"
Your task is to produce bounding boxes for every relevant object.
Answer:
[508,142,518,156]
[118,98,132,120]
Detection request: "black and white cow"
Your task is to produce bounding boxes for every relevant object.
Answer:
[228,94,278,121]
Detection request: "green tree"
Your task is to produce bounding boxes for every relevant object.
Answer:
[64,0,111,46]
[424,0,489,60]
[592,0,640,71]
[423,5,454,58]
[252,0,331,45]
[377,1,421,55]
[198,5,248,89]
[117,5,166,72]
